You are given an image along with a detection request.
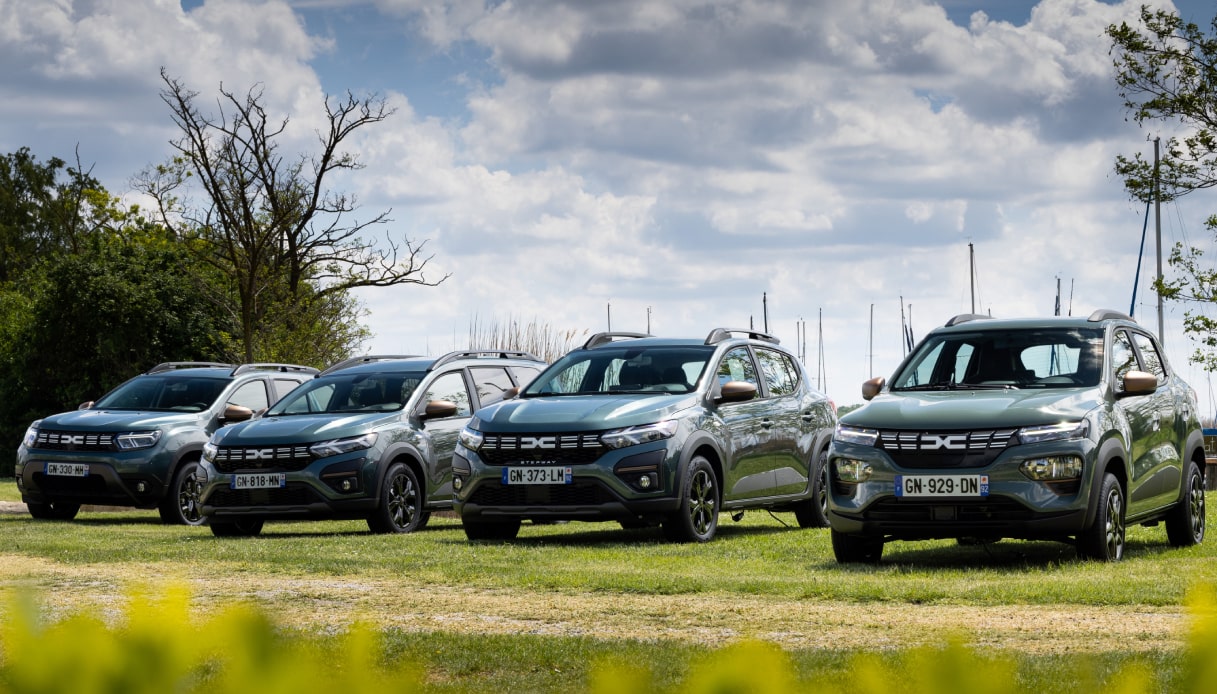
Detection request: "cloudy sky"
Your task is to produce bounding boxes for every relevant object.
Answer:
[5,0,1217,408]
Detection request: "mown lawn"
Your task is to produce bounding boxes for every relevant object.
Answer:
[1,479,1213,692]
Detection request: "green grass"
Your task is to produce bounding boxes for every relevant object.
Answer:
[1,478,1214,692]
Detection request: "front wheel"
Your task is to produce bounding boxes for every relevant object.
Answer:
[367,463,429,534]
[662,456,719,542]
[794,451,831,528]
[462,518,521,540]
[158,460,206,525]
[26,500,81,520]
[210,518,264,537]
[830,529,883,563]
[1165,460,1206,547]
[1077,472,1125,561]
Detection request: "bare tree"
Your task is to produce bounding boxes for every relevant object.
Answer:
[138,69,447,362]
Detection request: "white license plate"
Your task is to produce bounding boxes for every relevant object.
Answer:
[231,473,287,490]
[895,474,988,497]
[44,462,89,477]
[501,466,572,485]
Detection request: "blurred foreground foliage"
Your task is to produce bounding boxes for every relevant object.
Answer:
[2,584,1217,693]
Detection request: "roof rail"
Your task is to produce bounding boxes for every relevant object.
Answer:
[944,313,992,327]
[319,355,423,376]
[231,363,320,376]
[581,332,651,349]
[1087,309,1134,323]
[146,361,233,374]
[704,328,779,345]
[430,350,544,370]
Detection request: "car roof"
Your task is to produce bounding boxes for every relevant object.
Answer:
[142,362,320,379]
[931,310,1140,335]
[579,328,783,351]
[321,351,546,376]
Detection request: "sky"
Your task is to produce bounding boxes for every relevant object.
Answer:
[5,0,1217,410]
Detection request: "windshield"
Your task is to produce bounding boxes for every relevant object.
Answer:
[267,371,426,415]
[891,328,1104,391]
[93,376,229,412]
[523,345,712,396]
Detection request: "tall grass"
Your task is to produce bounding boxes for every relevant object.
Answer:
[466,314,589,363]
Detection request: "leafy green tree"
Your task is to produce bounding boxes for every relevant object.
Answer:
[1110,6,1217,369]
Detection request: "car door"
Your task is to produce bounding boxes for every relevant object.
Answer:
[714,346,774,500]
[415,369,474,504]
[1128,330,1184,510]
[754,347,809,497]
[1111,329,1175,515]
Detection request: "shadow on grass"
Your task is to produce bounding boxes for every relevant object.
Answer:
[449,518,806,547]
[819,534,1184,571]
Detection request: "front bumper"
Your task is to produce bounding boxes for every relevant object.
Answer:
[16,447,172,508]
[198,450,380,520]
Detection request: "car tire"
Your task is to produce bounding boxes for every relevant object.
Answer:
[367,462,429,534]
[210,519,264,537]
[462,518,521,540]
[158,460,206,526]
[1165,460,1206,547]
[26,500,81,521]
[794,451,831,528]
[662,455,719,543]
[830,529,883,563]
[1077,472,1125,561]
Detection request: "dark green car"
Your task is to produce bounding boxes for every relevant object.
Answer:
[828,310,1207,563]
[453,329,838,542]
[198,351,545,536]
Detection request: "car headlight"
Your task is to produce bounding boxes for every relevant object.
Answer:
[22,420,41,448]
[458,425,484,451]
[835,458,873,482]
[1017,421,1089,445]
[115,430,163,451]
[1021,455,1084,481]
[202,441,218,463]
[310,433,378,458]
[833,424,879,447]
[600,420,679,450]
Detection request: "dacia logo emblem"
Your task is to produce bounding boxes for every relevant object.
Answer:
[520,436,557,449]
[63,435,86,446]
[245,449,275,460]
[920,434,967,451]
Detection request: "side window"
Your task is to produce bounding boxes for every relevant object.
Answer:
[280,383,335,414]
[1131,332,1166,381]
[273,377,306,402]
[470,366,515,407]
[755,348,795,396]
[1112,330,1138,383]
[510,366,541,389]
[717,347,759,388]
[422,371,472,417]
[228,380,270,412]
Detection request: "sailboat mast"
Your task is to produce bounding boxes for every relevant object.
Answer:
[1154,137,1165,345]
[968,242,976,314]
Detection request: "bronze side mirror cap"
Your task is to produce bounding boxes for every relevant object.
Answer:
[222,404,255,423]
[718,380,758,403]
[862,377,885,401]
[423,400,459,419]
[1120,370,1158,396]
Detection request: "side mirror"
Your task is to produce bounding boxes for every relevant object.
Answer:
[422,400,459,419]
[717,380,758,403]
[221,404,255,424]
[502,386,520,401]
[77,401,95,410]
[862,377,885,401]
[1120,370,1158,397]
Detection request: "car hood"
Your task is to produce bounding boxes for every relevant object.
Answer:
[474,393,699,432]
[36,408,199,431]
[212,412,399,445]
[842,387,1103,430]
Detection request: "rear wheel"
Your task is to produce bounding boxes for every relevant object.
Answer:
[1166,460,1206,547]
[367,463,429,534]
[662,456,719,542]
[210,519,264,537]
[1077,472,1124,561]
[26,500,81,520]
[830,529,883,563]
[794,451,831,528]
[158,460,205,526]
[462,518,521,540]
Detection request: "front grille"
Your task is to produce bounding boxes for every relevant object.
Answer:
[206,484,321,508]
[469,479,612,506]
[32,430,115,451]
[862,497,1035,523]
[211,445,313,473]
[878,429,1016,469]
[478,433,606,466]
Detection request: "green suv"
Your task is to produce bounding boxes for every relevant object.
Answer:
[453,329,838,542]
[828,310,1207,563]
[197,351,546,536]
[15,362,317,524]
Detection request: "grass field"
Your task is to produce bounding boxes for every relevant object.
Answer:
[1,479,1213,692]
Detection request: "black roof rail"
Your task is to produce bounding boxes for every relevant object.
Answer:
[146,361,233,374]
[319,355,423,376]
[430,350,545,370]
[1087,309,1135,323]
[704,328,779,345]
[944,313,992,327]
[581,332,651,349]
[231,363,320,376]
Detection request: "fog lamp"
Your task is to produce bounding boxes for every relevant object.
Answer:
[453,476,463,491]
[638,474,653,490]
[341,479,353,492]
[834,458,873,483]
[136,481,147,493]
